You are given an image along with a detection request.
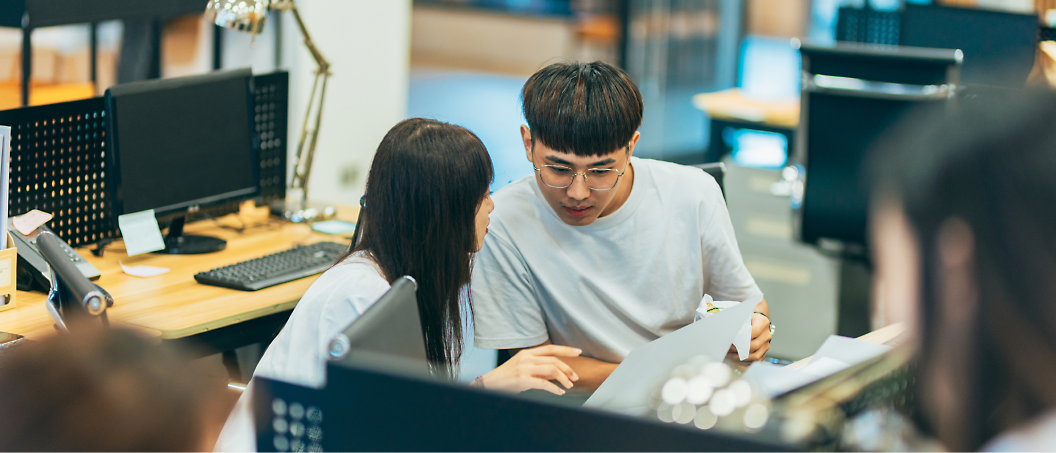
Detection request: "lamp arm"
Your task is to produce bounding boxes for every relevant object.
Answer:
[280,0,330,202]
[300,72,330,199]
[286,3,330,71]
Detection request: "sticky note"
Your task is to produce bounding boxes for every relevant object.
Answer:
[120,263,170,278]
[117,210,166,256]
[12,209,53,236]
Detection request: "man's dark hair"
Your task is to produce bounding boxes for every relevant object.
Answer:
[521,61,643,157]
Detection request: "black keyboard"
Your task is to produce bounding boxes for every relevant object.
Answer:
[194,241,349,291]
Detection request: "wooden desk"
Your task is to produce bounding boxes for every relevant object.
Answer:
[0,204,358,351]
[693,88,800,163]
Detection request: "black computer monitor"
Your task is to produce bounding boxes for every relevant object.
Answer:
[901,4,1038,88]
[104,68,259,254]
[795,43,960,247]
[326,276,431,377]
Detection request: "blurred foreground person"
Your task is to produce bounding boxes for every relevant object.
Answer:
[0,327,227,451]
[870,90,1056,451]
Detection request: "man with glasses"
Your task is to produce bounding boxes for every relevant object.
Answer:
[471,61,771,392]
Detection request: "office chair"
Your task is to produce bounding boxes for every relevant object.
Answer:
[793,42,961,248]
[693,162,727,201]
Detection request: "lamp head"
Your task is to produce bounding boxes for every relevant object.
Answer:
[205,0,271,35]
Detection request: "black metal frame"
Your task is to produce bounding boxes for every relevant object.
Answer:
[2,0,209,106]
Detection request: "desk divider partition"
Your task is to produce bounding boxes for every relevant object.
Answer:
[0,70,289,249]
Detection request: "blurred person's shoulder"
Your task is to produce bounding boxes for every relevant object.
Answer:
[983,410,1056,451]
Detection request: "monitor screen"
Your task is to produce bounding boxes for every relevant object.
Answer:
[901,4,1038,87]
[105,69,258,217]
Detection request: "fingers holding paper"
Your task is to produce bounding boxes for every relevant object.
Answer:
[727,312,772,362]
[746,312,773,361]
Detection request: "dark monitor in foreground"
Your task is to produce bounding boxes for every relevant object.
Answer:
[326,276,430,377]
[252,362,793,452]
[105,68,259,254]
[901,4,1038,88]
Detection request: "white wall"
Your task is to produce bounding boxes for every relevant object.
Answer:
[285,0,411,206]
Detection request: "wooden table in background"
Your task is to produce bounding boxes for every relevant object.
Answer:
[0,204,359,355]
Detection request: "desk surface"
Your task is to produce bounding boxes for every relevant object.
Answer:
[693,88,800,129]
[0,204,358,341]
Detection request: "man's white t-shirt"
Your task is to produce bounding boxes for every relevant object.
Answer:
[214,253,390,452]
[471,157,763,363]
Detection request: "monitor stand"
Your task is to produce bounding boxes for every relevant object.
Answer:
[158,216,226,254]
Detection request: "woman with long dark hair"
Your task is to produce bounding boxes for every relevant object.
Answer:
[216,119,580,451]
[870,90,1056,451]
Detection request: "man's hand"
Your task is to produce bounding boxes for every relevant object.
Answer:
[728,298,772,362]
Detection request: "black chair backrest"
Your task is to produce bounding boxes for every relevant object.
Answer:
[794,42,961,247]
[693,162,727,201]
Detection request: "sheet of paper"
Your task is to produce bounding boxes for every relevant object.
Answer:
[120,263,170,278]
[695,295,753,361]
[584,294,759,414]
[117,210,166,256]
[12,210,53,236]
[742,361,818,398]
[0,125,10,249]
[812,334,892,366]
[799,356,851,378]
[742,335,892,398]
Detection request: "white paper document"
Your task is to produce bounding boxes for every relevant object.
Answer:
[743,334,892,398]
[584,295,759,414]
[695,295,753,361]
[0,125,10,248]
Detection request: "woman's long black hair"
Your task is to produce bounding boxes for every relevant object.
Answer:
[339,118,493,376]
[870,90,1056,451]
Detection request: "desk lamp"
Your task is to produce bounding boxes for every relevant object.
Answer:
[206,0,335,222]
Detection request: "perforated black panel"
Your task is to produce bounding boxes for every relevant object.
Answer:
[253,71,289,205]
[1,98,115,247]
[0,70,290,248]
[187,71,289,222]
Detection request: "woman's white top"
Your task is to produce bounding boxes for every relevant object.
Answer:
[214,252,390,452]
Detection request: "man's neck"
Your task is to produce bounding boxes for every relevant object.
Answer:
[599,161,635,218]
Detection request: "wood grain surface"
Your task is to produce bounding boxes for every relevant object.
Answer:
[0,204,358,340]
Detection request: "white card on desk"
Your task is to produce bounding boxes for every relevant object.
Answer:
[583,295,758,415]
[120,263,170,278]
[118,210,166,256]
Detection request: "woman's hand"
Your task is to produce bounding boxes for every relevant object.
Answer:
[480,345,582,395]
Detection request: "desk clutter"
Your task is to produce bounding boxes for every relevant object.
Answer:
[0,68,357,347]
[0,70,289,251]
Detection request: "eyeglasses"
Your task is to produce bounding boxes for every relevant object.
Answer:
[533,162,628,191]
